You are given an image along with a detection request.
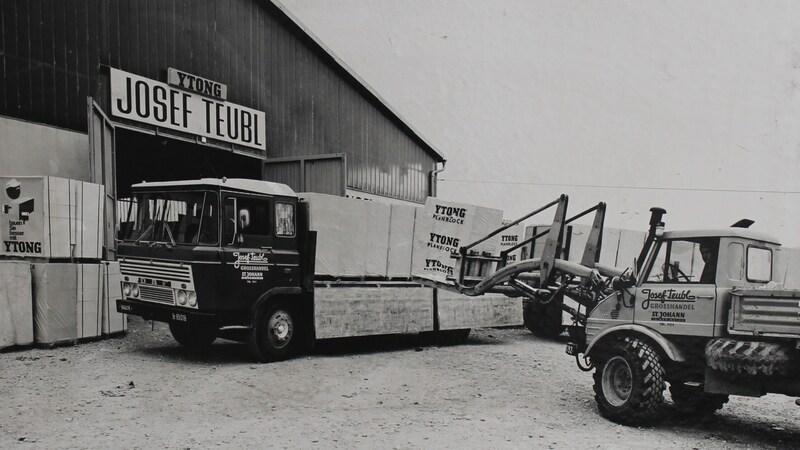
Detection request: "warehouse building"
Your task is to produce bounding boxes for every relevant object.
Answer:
[1,0,445,256]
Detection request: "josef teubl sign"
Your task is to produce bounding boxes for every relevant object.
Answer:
[110,68,266,151]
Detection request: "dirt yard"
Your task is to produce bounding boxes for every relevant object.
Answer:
[2,317,799,449]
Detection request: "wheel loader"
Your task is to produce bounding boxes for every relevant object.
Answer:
[438,195,800,425]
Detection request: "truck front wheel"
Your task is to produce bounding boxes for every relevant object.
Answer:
[248,302,298,363]
[593,337,665,425]
[169,322,217,349]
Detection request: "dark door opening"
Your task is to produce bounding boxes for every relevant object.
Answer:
[115,129,262,198]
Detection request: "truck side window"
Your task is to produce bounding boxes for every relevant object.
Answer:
[747,246,772,282]
[223,197,237,245]
[275,202,295,237]
[236,196,270,247]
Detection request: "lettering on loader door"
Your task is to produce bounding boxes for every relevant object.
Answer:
[640,288,697,323]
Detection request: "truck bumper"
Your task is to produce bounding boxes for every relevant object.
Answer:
[116,299,217,325]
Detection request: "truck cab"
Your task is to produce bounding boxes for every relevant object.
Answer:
[116,178,312,361]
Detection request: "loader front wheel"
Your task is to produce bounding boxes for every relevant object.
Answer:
[593,337,665,425]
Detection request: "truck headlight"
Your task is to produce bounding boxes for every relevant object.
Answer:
[131,284,140,298]
[122,282,132,296]
[177,289,187,305]
[187,291,197,307]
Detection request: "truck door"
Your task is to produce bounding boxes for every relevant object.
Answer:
[221,192,277,310]
[633,238,717,337]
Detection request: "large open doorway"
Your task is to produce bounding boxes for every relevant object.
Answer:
[115,129,263,198]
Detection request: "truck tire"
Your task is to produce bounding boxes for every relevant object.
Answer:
[437,328,471,346]
[523,297,564,338]
[248,302,298,363]
[705,338,794,376]
[593,337,665,425]
[669,382,728,417]
[169,322,217,349]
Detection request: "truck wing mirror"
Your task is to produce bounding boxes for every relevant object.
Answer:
[239,209,251,229]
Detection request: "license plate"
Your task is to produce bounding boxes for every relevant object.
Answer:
[171,312,188,322]
[565,342,578,356]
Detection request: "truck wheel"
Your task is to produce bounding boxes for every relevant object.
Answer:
[248,302,297,363]
[523,298,564,338]
[705,338,794,376]
[669,382,728,417]
[437,328,471,346]
[592,337,665,425]
[169,322,217,349]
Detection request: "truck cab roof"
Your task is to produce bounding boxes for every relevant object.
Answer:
[131,178,297,197]
[662,228,780,245]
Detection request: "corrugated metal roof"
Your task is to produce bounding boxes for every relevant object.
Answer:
[270,0,446,163]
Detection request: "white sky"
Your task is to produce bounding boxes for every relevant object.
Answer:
[280,0,800,247]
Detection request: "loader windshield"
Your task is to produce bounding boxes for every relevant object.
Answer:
[118,190,219,245]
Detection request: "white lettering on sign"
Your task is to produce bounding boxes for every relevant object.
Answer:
[110,68,266,151]
[168,68,227,100]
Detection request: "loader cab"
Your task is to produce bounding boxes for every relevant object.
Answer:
[633,229,780,337]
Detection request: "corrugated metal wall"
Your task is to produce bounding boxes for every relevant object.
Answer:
[0,0,439,203]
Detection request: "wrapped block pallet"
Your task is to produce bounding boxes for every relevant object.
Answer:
[101,261,126,335]
[0,176,103,260]
[301,193,392,278]
[0,261,34,349]
[32,262,107,345]
[411,198,503,284]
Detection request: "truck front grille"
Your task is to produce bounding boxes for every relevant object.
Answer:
[138,285,175,304]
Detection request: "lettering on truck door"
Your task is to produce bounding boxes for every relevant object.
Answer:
[634,239,717,337]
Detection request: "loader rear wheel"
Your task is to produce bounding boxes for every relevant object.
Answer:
[669,382,728,417]
[593,337,665,425]
[705,338,794,376]
[248,302,298,363]
[523,297,564,338]
[169,322,217,349]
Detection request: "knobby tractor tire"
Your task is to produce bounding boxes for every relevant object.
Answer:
[669,383,729,417]
[169,322,217,349]
[593,337,665,425]
[705,338,795,376]
[523,297,564,339]
[248,302,298,363]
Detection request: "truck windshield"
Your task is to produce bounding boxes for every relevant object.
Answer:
[118,191,219,245]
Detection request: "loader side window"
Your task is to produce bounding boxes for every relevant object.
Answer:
[746,246,772,283]
[645,239,704,283]
[726,243,744,281]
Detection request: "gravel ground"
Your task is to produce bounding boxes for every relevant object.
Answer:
[1,317,800,449]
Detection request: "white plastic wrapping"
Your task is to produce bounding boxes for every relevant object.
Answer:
[102,261,127,334]
[76,264,102,339]
[301,193,391,278]
[387,204,419,278]
[411,198,503,284]
[32,263,78,344]
[0,261,34,349]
